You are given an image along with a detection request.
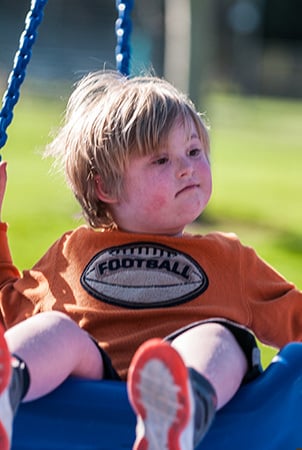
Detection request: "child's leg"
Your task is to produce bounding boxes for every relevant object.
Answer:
[0,325,12,450]
[0,311,105,450]
[5,310,104,401]
[128,321,259,450]
[171,322,248,409]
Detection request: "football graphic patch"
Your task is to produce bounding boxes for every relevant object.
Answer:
[81,242,208,308]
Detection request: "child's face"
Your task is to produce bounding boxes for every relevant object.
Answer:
[110,118,212,236]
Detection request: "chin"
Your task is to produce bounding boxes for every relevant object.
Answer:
[181,210,203,224]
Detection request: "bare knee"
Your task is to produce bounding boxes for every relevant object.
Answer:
[29,310,74,327]
[5,311,104,401]
[30,310,77,334]
[171,321,245,358]
[171,322,248,409]
[5,310,76,346]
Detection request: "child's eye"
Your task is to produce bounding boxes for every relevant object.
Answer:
[189,148,201,157]
[153,157,169,165]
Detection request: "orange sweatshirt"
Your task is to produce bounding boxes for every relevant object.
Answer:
[0,222,301,380]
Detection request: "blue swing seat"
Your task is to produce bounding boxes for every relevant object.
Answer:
[12,342,302,449]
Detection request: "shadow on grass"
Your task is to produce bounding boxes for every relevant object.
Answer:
[194,213,302,255]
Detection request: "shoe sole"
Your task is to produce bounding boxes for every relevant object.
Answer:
[0,324,11,450]
[128,339,191,450]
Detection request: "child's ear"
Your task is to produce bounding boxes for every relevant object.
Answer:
[94,175,118,204]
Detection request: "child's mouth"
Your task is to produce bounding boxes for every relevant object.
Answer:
[176,184,199,197]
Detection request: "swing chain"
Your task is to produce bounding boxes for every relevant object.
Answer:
[115,0,134,76]
[0,0,48,151]
[0,0,132,154]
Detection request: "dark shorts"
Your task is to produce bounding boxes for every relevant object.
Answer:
[93,343,121,381]
[164,318,263,383]
[95,318,263,383]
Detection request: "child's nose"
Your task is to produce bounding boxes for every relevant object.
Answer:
[176,157,193,178]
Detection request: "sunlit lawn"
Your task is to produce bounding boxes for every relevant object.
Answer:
[2,88,302,367]
[195,93,302,366]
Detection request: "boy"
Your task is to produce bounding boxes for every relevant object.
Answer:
[0,70,301,450]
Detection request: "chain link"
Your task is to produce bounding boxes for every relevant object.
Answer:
[0,0,48,153]
[0,0,133,156]
[115,0,134,76]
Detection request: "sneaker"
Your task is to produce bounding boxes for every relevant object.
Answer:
[0,324,12,450]
[127,338,217,450]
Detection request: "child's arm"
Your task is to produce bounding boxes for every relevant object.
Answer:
[0,160,20,288]
[240,242,302,347]
[0,161,7,221]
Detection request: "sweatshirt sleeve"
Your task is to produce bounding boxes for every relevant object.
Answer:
[0,222,20,285]
[0,223,67,329]
[240,242,302,348]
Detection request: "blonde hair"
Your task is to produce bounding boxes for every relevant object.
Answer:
[45,70,210,229]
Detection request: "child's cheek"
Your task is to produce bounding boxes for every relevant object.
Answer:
[146,192,168,212]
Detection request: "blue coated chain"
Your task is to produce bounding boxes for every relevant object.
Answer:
[0,0,48,155]
[0,0,132,157]
[115,0,134,76]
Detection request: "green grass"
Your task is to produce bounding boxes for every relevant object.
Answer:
[3,93,83,265]
[2,88,302,368]
[197,93,302,366]
[206,94,302,285]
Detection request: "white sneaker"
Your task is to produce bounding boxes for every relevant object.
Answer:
[0,325,12,450]
[127,338,196,450]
